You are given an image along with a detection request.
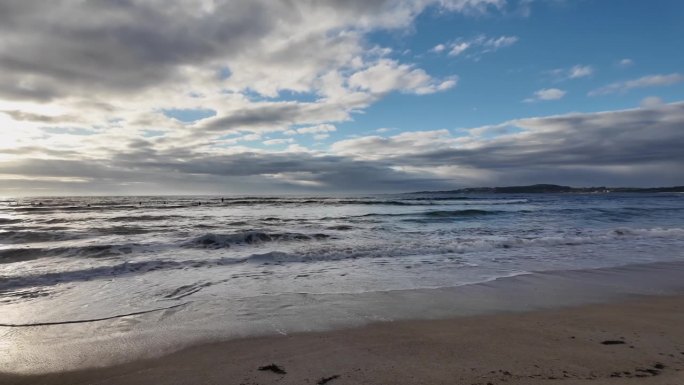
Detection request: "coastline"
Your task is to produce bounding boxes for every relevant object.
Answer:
[2,260,684,377]
[3,294,684,384]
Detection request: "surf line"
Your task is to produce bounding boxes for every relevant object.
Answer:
[0,302,190,328]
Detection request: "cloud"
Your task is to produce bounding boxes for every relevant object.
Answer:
[485,35,519,50]
[1,1,682,194]
[640,96,664,108]
[327,102,684,187]
[197,101,349,134]
[332,129,456,158]
[294,124,337,135]
[298,125,336,134]
[568,65,594,79]
[263,138,295,146]
[433,35,518,58]
[546,64,594,81]
[431,44,446,53]
[1,110,76,124]
[283,124,337,139]
[0,0,473,155]
[0,0,488,102]
[448,42,471,56]
[2,103,683,193]
[348,59,457,95]
[589,73,684,96]
[438,0,507,14]
[617,58,634,68]
[524,88,566,102]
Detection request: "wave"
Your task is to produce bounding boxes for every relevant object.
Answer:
[0,230,83,244]
[185,231,331,248]
[355,209,505,220]
[403,197,529,204]
[10,205,139,213]
[215,198,529,206]
[0,243,138,264]
[395,196,475,201]
[106,215,186,222]
[2,227,681,293]
[326,225,355,230]
[249,227,684,262]
[611,227,684,237]
[423,209,501,217]
[0,252,299,292]
[219,199,430,206]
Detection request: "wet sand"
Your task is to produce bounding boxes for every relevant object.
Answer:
[3,294,684,385]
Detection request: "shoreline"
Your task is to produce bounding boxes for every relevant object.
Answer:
[2,260,684,376]
[3,294,684,384]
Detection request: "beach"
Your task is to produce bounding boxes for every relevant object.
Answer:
[3,294,683,385]
[1,194,683,382]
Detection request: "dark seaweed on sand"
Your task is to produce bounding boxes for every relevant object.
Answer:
[317,374,340,384]
[258,364,287,374]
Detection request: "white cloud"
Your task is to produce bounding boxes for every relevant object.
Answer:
[524,88,566,102]
[0,0,485,172]
[348,59,457,95]
[431,44,446,53]
[589,73,684,96]
[3,103,683,194]
[332,129,456,159]
[568,65,594,79]
[438,0,506,14]
[3,1,681,194]
[295,124,337,135]
[448,42,471,56]
[263,138,295,146]
[434,35,518,58]
[327,102,684,188]
[484,35,519,50]
[547,64,594,81]
[617,58,634,68]
[640,96,665,108]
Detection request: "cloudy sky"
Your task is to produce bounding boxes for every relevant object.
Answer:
[0,0,683,195]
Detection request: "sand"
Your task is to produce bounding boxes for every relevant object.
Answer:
[2,294,683,385]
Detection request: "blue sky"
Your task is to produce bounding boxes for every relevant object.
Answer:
[326,1,684,139]
[0,0,682,195]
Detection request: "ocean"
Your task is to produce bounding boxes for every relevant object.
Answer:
[1,193,684,371]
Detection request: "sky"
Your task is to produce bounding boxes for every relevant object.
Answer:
[0,0,683,195]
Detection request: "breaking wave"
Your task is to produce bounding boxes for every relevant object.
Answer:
[2,227,682,292]
[0,244,139,264]
[185,231,331,248]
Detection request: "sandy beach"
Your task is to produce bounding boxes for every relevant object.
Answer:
[2,294,683,385]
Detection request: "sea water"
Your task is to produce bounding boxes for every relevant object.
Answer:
[1,193,683,371]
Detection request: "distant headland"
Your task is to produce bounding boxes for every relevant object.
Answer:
[411,184,684,194]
